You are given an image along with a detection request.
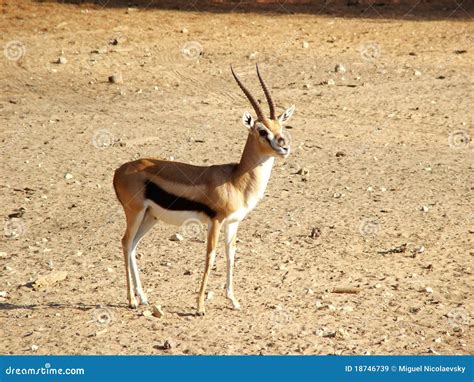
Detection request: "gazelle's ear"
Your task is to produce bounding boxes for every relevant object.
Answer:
[278,105,295,124]
[242,111,255,130]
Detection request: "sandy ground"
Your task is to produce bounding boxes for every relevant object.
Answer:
[0,0,473,355]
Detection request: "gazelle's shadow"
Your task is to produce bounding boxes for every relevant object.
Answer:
[0,302,126,311]
[0,302,202,318]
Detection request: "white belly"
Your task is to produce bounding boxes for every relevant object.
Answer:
[146,201,209,226]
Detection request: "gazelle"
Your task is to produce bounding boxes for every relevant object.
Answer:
[113,65,295,315]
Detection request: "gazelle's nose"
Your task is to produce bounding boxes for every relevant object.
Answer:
[276,135,289,150]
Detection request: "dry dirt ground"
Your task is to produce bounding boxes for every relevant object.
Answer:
[1,0,473,355]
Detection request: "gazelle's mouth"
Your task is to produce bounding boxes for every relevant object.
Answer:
[276,147,290,158]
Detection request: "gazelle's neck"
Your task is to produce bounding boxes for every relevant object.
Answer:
[233,134,275,203]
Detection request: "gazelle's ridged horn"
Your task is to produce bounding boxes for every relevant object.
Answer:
[256,64,276,120]
[231,65,266,122]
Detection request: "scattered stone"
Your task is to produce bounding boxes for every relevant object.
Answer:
[143,310,153,319]
[184,270,193,275]
[94,328,108,336]
[377,243,407,255]
[296,168,309,176]
[414,70,422,76]
[332,287,360,294]
[31,345,39,352]
[248,52,258,60]
[315,301,325,309]
[335,151,345,157]
[327,79,335,86]
[310,227,321,239]
[302,41,309,49]
[163,339,174,350]
[425,287,434,294]
[56,55,67,64]
[206,291,214,301]
[152,304,164,318]
[306,288,314,295]
[303,83,311,89]
[0,252,8,259]
[335,64,346,73]
[421,205,429,212]
[333,192,343,199]
[108,74,123,84]
[64,173,73,180]
[316,329,336,338]
[169,233,184,242]
[33,271,68,290]
[181,27,189,34]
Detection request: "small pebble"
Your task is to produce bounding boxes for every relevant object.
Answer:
[335,64,346,73]
[302,41,309,49]
[108,74,123,84]
[152,304,164,318]
[57,55,67,64]
[206,291,214,301]
[170,233,183,242]
[64,173,73,180]
[163,339,174,349]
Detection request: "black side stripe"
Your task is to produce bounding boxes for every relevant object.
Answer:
[144,181,217,219]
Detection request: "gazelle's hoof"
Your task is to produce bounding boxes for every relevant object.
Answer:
[137,293,149,306]
[227,294,241,310]
[196,305,206,316]
[129,298,139,309]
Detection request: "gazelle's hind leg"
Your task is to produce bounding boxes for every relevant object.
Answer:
[121,207,155,308]
[129,209,157,305]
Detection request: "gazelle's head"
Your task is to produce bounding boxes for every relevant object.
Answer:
[231,65,295,159]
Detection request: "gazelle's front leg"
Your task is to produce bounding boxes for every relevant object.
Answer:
[224,222,240,310]
[197,219,222,315]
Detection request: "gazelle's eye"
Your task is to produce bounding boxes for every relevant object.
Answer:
[258,129,268,137]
